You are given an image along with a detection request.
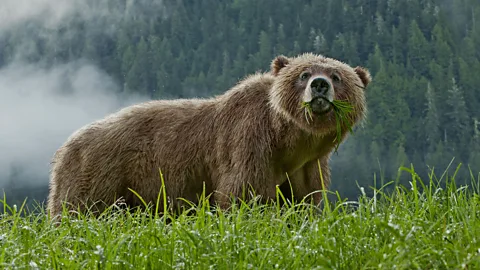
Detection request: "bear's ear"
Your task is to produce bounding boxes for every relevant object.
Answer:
[271,55,290,76]
[354,66,372,88]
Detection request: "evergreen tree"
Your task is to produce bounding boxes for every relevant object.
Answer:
[469,118,480,172]
[217,50,232,89]
[312,30,328,54]
[431,23,452,68]
[424,82,441,154]
[407,20,430,76]
[445,78,471,162]
[257,31,272,67]
[125,37,150,96]
[275,24,287,55]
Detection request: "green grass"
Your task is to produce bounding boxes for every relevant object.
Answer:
[1,165,480,269]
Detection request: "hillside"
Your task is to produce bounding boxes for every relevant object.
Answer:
[1,0,480,202]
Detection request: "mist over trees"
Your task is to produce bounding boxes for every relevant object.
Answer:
[1,0,480,206]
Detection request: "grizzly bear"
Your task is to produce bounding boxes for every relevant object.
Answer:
[46,53,371,217]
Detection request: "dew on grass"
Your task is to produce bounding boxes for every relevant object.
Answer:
[292,234,303,241]
[93,245,104,256]
[29,261,39,269]
[405,226,418,240]
[388,222,400,231]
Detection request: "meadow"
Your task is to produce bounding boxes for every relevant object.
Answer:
[1,165,479,269]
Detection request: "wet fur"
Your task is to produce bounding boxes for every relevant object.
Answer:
[47,53,371,217]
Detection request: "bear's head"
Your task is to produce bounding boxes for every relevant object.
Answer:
[269,53,371,135]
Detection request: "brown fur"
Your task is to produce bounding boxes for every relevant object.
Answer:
[46,53,371,217]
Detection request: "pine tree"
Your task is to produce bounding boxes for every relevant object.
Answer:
[431,23,452,68]
[292,41,301,55]
[312,30,328,54]
[217,50,232,90]
[407,20,430,76]
[369,140,385,181]
[469,118,480,172]
[424,82,441,154]
[125,37,150,96]
[389,26,404,64]
[121,45,135,91]
[445,77,471,162]
[257,31,272,68]
[458,57,480,115]
[155,66,169,98]
[275,24,287,55]
[393,133,409,172]
[233,46,248,76]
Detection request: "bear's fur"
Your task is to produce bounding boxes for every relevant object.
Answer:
[46,53,371,217]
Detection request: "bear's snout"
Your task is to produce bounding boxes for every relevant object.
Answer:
[303,75,334,115]
[310,77,331,98]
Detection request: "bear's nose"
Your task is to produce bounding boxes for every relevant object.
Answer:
[310,77,331,96]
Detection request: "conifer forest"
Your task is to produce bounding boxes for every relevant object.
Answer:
[1,0,480,204]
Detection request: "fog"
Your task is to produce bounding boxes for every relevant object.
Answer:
[0,0,79,31]
[0,61,146,187]
[0,0,167,33]
[0,0,152,189]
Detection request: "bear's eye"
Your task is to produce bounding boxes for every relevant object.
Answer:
[331,73,341,83]
[300,72,311,81]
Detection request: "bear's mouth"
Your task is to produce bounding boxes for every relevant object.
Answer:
[309,97,333,115]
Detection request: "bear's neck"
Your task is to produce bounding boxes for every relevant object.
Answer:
[269,110,339,172]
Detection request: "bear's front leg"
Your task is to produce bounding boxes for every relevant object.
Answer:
[213,165,277,209]
[279,157,331,206]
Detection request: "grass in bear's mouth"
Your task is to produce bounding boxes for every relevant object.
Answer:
[301,101,315,123]
[331,99,355,150]
[301,99,355,152]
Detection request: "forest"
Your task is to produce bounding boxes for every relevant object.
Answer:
[1,0,480,205]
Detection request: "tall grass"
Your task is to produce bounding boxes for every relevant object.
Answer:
[1,165,479,269]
